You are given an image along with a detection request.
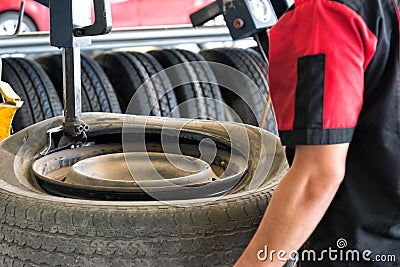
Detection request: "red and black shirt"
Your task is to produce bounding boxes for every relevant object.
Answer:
[269,0,400,265]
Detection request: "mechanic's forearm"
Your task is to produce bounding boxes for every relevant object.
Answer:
[234,145,348,267]
[235,169,341,266]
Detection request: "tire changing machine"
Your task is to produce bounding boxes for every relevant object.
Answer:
[33,0,112,154]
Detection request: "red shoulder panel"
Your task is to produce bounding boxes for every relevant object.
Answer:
[269,0,377,131]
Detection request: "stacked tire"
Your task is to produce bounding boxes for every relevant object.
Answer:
[201,48,278,135]
[94,51,179,117]
[36,54,122,114]
[2,57,63,132]
[149,49,225,121]
[2,48,276,134]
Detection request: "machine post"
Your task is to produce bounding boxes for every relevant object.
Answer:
[62,47,88,137]
[34,0,112,153]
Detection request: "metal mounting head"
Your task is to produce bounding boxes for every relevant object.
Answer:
[49,0,112,48]
[39,125,92,156]
[74,0,112,37]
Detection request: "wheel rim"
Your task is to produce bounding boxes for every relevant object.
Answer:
[31,122,249,201]
[68,152,216,187]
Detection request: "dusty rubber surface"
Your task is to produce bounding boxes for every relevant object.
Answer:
[0,113,287,266]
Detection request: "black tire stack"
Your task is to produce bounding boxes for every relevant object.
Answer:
[2,58,63,132]
[3,47,276,134]
[149,49,225,120]
[36,54,121,113]
[94,51,179,117]
[201,47,278,134]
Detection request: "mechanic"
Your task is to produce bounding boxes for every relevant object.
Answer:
[234,0,399,266]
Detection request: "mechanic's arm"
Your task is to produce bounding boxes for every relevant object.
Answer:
[234,143,349,267]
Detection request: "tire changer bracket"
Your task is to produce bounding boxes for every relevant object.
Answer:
[37,0,112,155]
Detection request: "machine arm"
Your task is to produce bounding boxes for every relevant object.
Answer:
[34,0,49,7]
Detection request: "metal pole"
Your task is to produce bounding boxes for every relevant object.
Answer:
[62,47,86,136]
[38,0,111,154]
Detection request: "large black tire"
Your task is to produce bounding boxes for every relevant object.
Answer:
[36,54,122,113]
[2,57,62,132]
[245,48,268,73]
[0,11,37,35]
[0,113,288,267]
[95,52,179,117]
[149,49,226,120]
[244,48,278,135]
[201,48,278,134]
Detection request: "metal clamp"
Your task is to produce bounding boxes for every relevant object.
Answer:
[40,125,93,156]
[74,0,112,37]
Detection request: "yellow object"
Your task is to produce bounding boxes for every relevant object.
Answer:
[0,81,23,141]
